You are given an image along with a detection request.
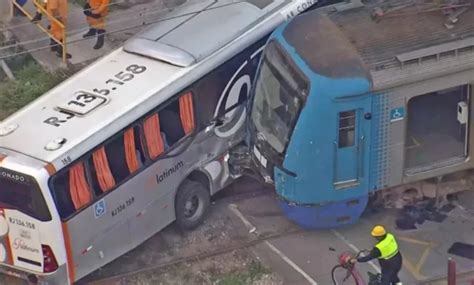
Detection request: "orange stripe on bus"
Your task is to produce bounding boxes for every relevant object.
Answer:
[61,223,75,284]
[45,163,57,176]
[4,235,13,265]
[0,154,6,165]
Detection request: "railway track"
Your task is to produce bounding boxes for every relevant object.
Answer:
[85,226,303,284]
[81,178,277,284]
[212,178,275,202]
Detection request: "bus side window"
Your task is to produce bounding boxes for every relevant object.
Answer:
[159,100,186,146]
[143,113,166,160]
[142,92,194,160]
[123,127,145,172]
[51,162,92,219]
[178,92,195,135]
[88,146,116,195]
[157,92,195,146]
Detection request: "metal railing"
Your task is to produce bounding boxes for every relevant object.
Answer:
[11,0,68,62]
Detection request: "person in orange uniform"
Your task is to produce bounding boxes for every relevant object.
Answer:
[46,0,71,58]
[31,0,46,23]
[82,0,109,50]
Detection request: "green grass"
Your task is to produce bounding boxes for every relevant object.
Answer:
[0,61,69,120]
[211,261,270,285]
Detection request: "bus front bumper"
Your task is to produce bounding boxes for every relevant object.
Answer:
[0,263,68,285]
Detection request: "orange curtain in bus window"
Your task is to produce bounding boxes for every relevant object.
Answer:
[143,113,164,159]
[69,162,92,210]
[179,92,195,135]
[92,147,116,192]
[124,128,139,174]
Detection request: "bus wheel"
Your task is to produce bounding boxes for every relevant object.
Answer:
[175,180,210,231]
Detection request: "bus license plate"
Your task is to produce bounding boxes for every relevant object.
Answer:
[57,91,106,116]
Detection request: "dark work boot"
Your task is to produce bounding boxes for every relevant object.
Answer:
[82,28,96,38]
[55,45,72,59]
[93,29,105,50]
[31,12,42,22]
[50,39,58,52]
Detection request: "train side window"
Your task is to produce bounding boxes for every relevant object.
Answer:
[338,110,356,148]
[50,162,92,219]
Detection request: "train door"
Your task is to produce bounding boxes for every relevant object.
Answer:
[405,85,470,172]
[333,96,372,189]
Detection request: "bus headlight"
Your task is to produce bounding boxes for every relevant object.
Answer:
[0,216,8,237]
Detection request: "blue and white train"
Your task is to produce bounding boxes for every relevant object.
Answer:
[0,0,341,283]
[246,2,474,228]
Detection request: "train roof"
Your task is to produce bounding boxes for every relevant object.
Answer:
[0,0,304,169]
[283,0,474,90]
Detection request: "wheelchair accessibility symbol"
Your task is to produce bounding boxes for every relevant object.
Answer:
[94,199,106,218]
[390,107,405,122]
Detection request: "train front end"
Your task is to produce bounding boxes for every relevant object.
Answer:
[247,11,374,229]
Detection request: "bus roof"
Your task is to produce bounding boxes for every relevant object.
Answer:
[123,0,263,67]
[282,0,474,89]
[0,0,297,169]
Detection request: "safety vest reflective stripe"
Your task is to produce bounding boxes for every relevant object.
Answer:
[375,233,399,260]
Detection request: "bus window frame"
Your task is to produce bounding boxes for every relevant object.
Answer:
[141,91,196,162]
[48,90,197,221]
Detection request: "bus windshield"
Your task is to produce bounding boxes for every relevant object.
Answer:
[0,168,51,221]
[250,40,308,154]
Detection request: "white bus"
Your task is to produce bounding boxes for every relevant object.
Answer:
[0,0,321,283]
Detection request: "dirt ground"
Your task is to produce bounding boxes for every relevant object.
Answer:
[0,179,280,285]
[78,179,281,285]
[118,250,283,285]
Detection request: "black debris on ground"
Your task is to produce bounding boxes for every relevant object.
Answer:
[448,242,474,260]
[395,217,417,230]
[395,199,453,230]
[440,203,456,213]
[425,211,447,223]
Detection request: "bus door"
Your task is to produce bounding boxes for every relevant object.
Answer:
[333,95,371,190]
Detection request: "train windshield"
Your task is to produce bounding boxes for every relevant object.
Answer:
[250,40,308,154]
[0,168,51,221]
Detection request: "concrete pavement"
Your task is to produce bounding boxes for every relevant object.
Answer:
[2,0,195,70]
[232,186,474,285]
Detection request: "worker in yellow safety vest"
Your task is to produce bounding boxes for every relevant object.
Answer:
[351,225,403,285]
[82,0,109,49]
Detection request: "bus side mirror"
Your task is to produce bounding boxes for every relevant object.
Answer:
[364,113,372,120]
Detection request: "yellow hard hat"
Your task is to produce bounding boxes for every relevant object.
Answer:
[371,225,386,237]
